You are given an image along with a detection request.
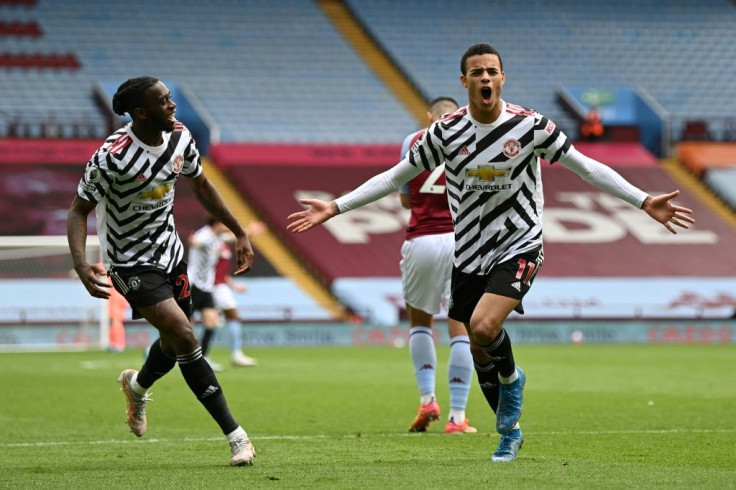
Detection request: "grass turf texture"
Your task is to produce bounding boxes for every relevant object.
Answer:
[1,344,734,488]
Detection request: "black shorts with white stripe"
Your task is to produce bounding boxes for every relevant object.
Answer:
[448,246,543,324]
[108,261,192,319]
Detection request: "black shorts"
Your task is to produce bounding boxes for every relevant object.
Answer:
[108,261,192,320]
[191,285,215,312]
[448,247,543,324]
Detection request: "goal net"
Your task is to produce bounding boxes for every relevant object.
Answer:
[0,236,108,351]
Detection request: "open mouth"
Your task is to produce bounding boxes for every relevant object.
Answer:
[481,86,492,102]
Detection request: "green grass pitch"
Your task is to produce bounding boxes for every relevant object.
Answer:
[2,343,734,488]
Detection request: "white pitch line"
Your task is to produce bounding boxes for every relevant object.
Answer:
[2,428,735,448]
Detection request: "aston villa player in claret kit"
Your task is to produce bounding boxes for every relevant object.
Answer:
[288,43,695,463]
[67,76,257,467]
[398,96,478,436]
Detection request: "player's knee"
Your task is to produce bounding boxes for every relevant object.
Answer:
[469,317,503,345]
[162,323,199,354]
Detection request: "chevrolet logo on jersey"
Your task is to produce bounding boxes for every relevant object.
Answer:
[467,165,507,181]
[465,165,510,192]
[139,183,173,200]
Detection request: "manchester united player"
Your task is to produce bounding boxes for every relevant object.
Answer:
[287,44,694,462]
[67,76,256,466]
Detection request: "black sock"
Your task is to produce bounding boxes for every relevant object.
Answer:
[474,360,500,413]
[200,328,215,357]
[480,329,515,378]
[177,347,238,434]
[137,338,177,389]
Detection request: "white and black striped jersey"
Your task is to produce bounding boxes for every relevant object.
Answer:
[187,225,223,292]
[408,100,573,275]
[76,122,202,273]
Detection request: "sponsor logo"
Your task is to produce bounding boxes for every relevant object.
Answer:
[202,385,220,398]
[465,183,512,191]
[479,381,498,389]
[84,166,101,184]
[449,377,465,384]
[139,183,173,200]
[419,363,435,371]
[136,173,147,182]
[133,198,172,212]
[511,281,521,292]
[81,184,97,194]
[459,145,470,155]
[465,165,509,191]
[172,155,184,174]
[502,139,521,158]
[128,276,141,290]
[545,121,556,134]
[467,165,507,181]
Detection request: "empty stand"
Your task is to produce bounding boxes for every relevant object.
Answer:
[0,20,41,36]
[0,52,80,69]
[345,0,736,146]
[0,0,36,6]
[0,0,416,143]
[2,0,734,145]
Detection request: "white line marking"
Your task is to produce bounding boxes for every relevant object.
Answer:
[2,428,735,448]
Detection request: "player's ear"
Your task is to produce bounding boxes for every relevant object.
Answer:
[132,106,147,120]
[460,74,467,89]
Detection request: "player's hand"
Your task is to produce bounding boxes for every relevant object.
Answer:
[287,199,339,233]
[76,263,111,299]
[233,234,254,276]
[233,283,247,293]
[641,190,695,234]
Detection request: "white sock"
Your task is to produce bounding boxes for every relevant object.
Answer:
[498,369,519,385]
[409,326,436,402]
[449,409,465,423]
[447,335,472,417]
[130,372,147,396]
[226,426,249,442]
[420,394,436,405]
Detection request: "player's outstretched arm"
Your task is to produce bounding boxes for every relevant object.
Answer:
[287,158,423,234]
[287,199,339,233]
[558,150,695,234]
[640,190,695,234]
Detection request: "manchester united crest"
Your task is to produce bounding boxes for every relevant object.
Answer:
[172,155,184,174]
[502,139,521,158]
[128,276,141,290]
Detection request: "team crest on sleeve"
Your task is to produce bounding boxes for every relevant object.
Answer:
[545,121,556,134]
[502,139,521,158]
[172,155,184,174]
[84,166,101,184]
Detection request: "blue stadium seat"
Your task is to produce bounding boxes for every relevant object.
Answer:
[345,0,736,142]
[0,0,416,143]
